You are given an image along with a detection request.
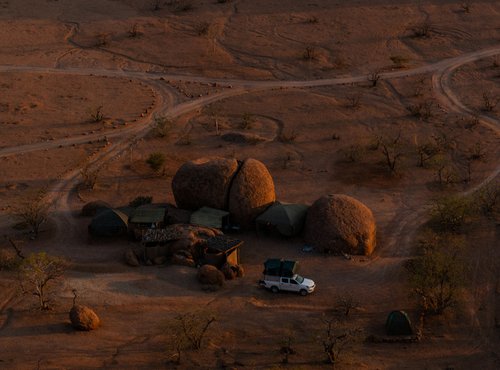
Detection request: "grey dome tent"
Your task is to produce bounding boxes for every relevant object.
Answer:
[256,202,308,237]
[385,310,413,336]
[88,209,129,237]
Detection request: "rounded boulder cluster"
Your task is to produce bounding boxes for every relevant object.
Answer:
[304,194,376,255]
[172,157,275,227]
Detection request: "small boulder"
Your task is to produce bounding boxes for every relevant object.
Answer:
[197,264,224,287]
[124,249,140,267]
[69,305,100,331]
[221,263,237,280]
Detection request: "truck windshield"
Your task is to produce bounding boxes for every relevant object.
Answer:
[294,275,304,284]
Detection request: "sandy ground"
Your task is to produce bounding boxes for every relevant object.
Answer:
[0,0,499,369]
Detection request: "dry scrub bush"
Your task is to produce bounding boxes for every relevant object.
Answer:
[344,93,362,109]
[374,131,406,174]
[88,105,104,122]
[319,317,360,365]
[336,292,359,318]
[19,252,67,310]
[474,182,499,215]
[390,55,410,68]
[146,152,166,173]
[302,46,317,61]
[80,164,100,190]
[12,190,49,238]
[482,92,498,112]
[128,23,141,38]
[430,195,472,232]
[194,22,211,36]
[240,113,255,129]
[407,99,435,120]
[406,231,466,315]
[368,71,381,87]
[153,114,174,138]
[164,310,216,364]
[411,23,432,38]
[340,144,364,163]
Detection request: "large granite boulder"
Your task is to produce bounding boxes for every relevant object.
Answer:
[172,157,239,210]
[304,194,376,255]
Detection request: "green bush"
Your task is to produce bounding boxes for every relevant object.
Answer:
[146,152,166,173]
[430,195,472,232]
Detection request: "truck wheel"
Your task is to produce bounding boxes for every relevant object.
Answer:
[271,286,279,293]
[299,289,308,296]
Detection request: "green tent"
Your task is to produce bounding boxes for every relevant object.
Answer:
[190,207,230,229]
[88,209,129,237]
[385,310,413,336]
[256,202,308,237]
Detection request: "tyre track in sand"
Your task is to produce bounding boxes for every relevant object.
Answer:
[0,45,499,319]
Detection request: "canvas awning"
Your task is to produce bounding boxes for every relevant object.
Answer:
[190,207,229,229]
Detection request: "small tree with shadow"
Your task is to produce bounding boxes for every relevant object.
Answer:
[430,195,472,233]
[153,114,174,138]
[18,252,67,310]
[88,105,104,122]
[336,292,359,318]
[376,131,406,174]
[368,71,381,87]
[12,189,50,238]
[319,317,359,365]
[165,310,216,364]
[406,231,466,315]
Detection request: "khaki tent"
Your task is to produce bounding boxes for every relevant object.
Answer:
[386,310,413,336]
[190,207,230,229]
[88,209,128,237]
[256,202,308,237]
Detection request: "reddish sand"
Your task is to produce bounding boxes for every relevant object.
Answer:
[0,1,499,369]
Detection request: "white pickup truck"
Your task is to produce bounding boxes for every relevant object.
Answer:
[259,274,316,296]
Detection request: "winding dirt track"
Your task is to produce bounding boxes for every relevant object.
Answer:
[0,45,499,260]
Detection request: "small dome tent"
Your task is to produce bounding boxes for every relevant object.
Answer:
[88,209,129,237]
[385,310,413,336]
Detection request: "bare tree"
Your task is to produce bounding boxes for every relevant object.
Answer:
[18,252,67,310]
[336,292,359,318]
[153,114,174,138]
[12,190,50,238]
[406,231,466,314]
[376,131,405,174]
[320,317,358,365]
[165,310,216,363]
